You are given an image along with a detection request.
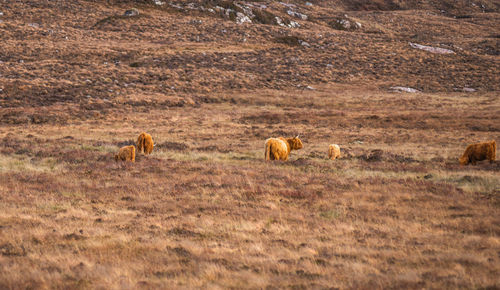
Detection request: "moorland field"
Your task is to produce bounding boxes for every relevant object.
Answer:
[0,0,499,288]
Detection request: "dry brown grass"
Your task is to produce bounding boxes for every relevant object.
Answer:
[0,84,499,288]
[0,0,499,288]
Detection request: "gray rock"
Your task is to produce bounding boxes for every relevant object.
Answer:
[236,12,251,24]
[275,16,285,26]
[338,19,351,29]
[186,3,197,10]
[331,17,361,31]
[234,3,254,18]
[287,10,308,20]
[299,40,310,47]
[409,42,454,54]
[275,17,300,28]
[170,3,183,9]
[389,86,420,93]
[124,8,139,16]
[463,87,476,92]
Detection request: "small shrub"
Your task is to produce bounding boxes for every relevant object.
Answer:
[156,141,189,151]
[343,0,401,11]
[329,19,348,31]
[116,140,135,147]
[93,13,146,29]
[274,35,302,46]
[252,9,276,25]
[319,209,343,220]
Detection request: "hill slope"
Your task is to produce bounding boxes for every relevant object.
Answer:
[0,1,499,289]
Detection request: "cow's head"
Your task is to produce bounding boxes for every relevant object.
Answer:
[291,135,303,150]
[459,156,469,165]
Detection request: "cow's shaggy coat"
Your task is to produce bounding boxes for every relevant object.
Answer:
[459,140,496,165]
[265,136,303,161]
[115,145,135,162]
[328,144,341,160]
[137,132,154,155]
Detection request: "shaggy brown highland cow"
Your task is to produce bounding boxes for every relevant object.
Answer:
[328,144,341,160]
[265,136,303,161]
[136,132,154,155]
[115,145,135,162]
[459,140,496,165]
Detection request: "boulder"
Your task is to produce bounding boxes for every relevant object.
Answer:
[124,8,139,17]
[409,42,455,54]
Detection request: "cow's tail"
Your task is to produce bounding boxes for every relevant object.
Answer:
[265,140,272,161]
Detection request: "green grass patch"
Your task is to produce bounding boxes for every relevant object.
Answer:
[319,208,345,220]
[0,154,62,173]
